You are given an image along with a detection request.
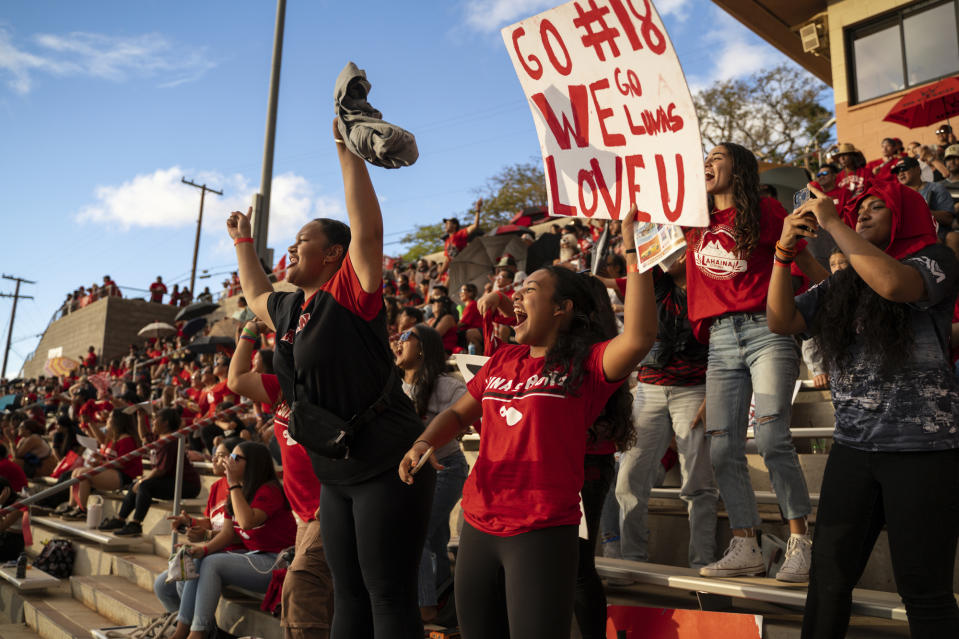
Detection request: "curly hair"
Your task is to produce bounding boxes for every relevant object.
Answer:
[809,266,914,377]
[541,267,634,451]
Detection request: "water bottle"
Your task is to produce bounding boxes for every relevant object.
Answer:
[16,552,26,579]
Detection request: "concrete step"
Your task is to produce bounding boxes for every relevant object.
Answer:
[0,622,41,639]
[112,554,168,592]
[70,575,167,628]
[22,592,116,639]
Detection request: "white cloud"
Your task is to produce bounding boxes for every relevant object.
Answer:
[0,27,215,94]
[75,167,344,248]
[687,7,787,89]
[463,0,691,33]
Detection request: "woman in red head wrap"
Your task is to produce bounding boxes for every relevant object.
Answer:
[768,180,959,638]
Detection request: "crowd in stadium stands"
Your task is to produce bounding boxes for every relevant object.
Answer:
[0,119,957,638]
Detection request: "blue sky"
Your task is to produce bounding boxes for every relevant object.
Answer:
[0,0,822,375]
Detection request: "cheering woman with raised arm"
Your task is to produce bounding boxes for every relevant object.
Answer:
[226,119,431,638]
[399,206,657,639]
[768,181,959,638]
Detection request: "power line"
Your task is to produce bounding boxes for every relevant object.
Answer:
[0,274,35,380]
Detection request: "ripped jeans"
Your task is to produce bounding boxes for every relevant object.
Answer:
[705,313,811,530]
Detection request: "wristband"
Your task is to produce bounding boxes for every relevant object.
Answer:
[229,484,242,491]
[774,241,798,257]
[240,335,257,343]
[773,259,792,268]
[202,545,209,557]
[624,248,637,255]
[234,237,253,246]
[626,263,640,274]
[774,255,794,265]
[414,439,433,448]
[242,328,258,339]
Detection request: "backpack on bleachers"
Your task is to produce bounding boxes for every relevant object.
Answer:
[33,538,75,578]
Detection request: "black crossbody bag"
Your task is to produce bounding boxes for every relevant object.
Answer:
[289,369,398,460]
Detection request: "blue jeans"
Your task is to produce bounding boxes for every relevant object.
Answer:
[157,551,277,632]
[417,450,468,607]
[616,382,718,568]
[705,313,811,530]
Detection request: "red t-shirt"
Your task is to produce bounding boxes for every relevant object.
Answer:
[684,197,804,342]
[0,458,28,493]
[149,282,167,303]
[837,167,871,196]
[205,381,239,417]
[261,374,321,522]
[868,154,905,184]
[444,228,470,260]
[103,436,141,480]
[233,483,296,553]
[462,341,623,536]
[459,299,482,331]
[205,477,246,551]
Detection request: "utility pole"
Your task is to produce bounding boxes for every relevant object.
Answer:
[251,0,287,267]
[181,178,223,295]
[0,274,35,380]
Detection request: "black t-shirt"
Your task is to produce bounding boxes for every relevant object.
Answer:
[268,253,423,485]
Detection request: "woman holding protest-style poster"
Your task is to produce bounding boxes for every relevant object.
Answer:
[684,143,827,583]
[400,205,657,639]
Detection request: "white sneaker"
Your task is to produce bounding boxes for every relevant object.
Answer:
[699,536,765,578]
[775,534,812,583]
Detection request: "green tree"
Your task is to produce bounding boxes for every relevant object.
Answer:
[397,161,548,261]
[693,64,833,164]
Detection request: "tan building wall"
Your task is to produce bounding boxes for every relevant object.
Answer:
[827,0,948,160]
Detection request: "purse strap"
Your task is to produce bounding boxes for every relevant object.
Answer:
[291,368,398,432]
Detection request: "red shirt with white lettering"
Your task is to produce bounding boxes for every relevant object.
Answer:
[261,373,321,521]
[463,341,622,536]
[232,482,296,553]
[205,477,245,551]
[684,197,804,342]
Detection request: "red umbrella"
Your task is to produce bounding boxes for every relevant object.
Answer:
[883,76,959,128]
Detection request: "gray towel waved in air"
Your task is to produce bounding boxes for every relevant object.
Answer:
[334,62,418,169]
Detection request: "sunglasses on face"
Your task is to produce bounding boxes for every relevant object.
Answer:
[230,453,246,461]
[398,330,419,343]
[816,170,830,177]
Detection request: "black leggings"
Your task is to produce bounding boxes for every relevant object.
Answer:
[455,521,579,639]
[803,443,959,639]
[117,475,200,522]
[576,453,615,639]
[319,466,435,639]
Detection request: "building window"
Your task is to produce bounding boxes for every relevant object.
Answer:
[847,0,959,104]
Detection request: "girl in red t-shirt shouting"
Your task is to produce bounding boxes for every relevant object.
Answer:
[686,143,827,582]
[400,207,657,639]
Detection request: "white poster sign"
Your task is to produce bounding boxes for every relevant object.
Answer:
[502,0,708,226]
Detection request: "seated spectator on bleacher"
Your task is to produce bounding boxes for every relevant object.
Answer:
[0,477,25,561]
[936,123,958,160]
[12,419,55,478]
[396,306,425,335]
[427,295,459,356]
[893,156,955,240]
[199,357,239,419]
[61,409,141,520]
[457,283,483,354]
[153,439,246,637]
[171,441,296,639]
[0,444,28,495]
[867,137,905,183]
[940,145,959,211]
[99,408,201,537]
[908,141,943,183]
[835,143,871,196]
[149,276,167,304]
[231,296,256,324]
